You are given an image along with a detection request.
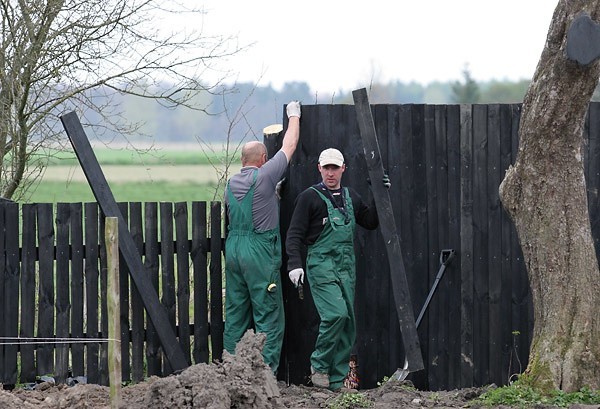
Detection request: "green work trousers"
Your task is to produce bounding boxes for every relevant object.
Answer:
[223,176,285,373]
[306,187,356,391]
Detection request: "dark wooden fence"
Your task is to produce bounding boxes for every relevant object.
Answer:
[3,102,600,392]
[274,102,600,391]
[0,201,224,386]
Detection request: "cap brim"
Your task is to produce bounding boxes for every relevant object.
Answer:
[319,161,343,167]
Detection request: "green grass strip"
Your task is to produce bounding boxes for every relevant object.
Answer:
[24,181,224,204]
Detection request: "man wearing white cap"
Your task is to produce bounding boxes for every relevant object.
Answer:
[285,148,390,391]
[224,101,301,374]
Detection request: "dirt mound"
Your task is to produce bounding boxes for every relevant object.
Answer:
[6,330,281,409]
[2,331,549,408]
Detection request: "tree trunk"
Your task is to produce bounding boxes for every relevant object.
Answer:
[499,1,600,392]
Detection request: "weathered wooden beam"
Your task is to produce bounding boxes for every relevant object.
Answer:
[60,111,188,372]
[352,88,424,373]
[106,217,122,408]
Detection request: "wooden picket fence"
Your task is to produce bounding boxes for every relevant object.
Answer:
[0,201,224,386]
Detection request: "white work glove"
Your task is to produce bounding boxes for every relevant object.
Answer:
[288,268,304,287]
[286,100,301,118]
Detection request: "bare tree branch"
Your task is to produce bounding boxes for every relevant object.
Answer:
[0,0,244,199]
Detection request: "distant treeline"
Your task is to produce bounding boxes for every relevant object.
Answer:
[83,76,600,145]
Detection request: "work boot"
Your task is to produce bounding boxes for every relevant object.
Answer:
[310,366,329,389]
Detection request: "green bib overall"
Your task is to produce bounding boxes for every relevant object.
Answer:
[223,170,284,373]
[306,187,356,391]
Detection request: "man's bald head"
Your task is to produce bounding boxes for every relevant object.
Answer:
[241,141,267,167]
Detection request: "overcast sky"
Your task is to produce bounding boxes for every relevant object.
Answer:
[196,1,557,94]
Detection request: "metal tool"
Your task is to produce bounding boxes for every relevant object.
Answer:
[389,249,455,382]
[297,277,304,300]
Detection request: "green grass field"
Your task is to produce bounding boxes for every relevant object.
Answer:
[41,145,240,167]
[24,146,238,203]
[26,180,224,203]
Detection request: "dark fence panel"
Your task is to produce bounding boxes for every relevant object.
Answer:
[274,102,534,391]
[0,200,221,387]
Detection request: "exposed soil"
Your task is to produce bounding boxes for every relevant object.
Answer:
[1,331,594,409]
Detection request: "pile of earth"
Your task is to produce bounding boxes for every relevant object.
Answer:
[0,330,592,408]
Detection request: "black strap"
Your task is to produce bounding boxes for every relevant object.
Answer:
[318,182,349,222]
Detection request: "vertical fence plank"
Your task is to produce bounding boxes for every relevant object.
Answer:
[408,104,429,387]
[55,203,71,383]
[70,203,85,377]
[99,215,109,385]
[472,104,489,385]
[459,105,474,387]
[210,202,224,361]
[175,202,191,364]
[486,105,503,386]
[117,202,131,381]
[437,104,453,386]
[436,104,453,388]
[372,104,392,382]
[192,202,209,364]
[37,203,55,376]
[20,204,37,382]
[385,105,402,372]
[424,104,440,390]
[160,202,176,375]
[353,103,379,386]
[85,202,100,384]
[144,202,161,376]
[3,202,19,385]
[391,104,417,379]
[129,202,145,382]
[446,104,462,389]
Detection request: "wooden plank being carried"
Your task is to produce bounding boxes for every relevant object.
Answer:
[352,88,424,373]
[60,111,188,372]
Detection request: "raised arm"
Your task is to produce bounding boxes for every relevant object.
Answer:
[281,101,301,162]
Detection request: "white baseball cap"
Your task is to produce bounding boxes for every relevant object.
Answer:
[318,148,344,167]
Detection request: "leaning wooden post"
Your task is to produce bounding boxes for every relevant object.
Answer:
[352,88,424,374]
[106,217,122,408]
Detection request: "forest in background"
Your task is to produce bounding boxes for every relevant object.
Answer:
[81,70,600,147]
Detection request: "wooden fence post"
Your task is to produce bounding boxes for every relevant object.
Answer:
[60,111,188,371]
[106,217,121,408]
[352,88,424,373]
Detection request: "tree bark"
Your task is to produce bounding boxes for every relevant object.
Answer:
[499,1,600,392]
